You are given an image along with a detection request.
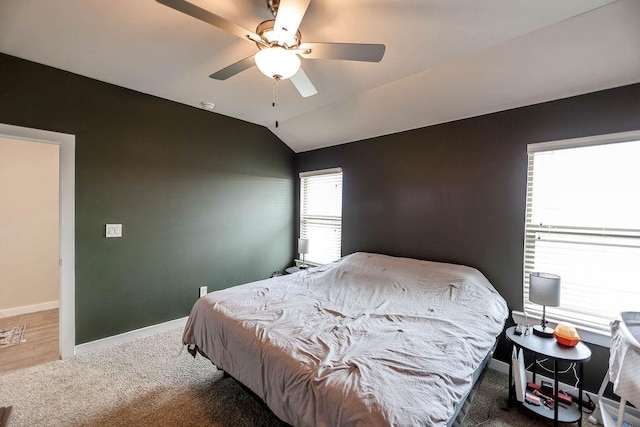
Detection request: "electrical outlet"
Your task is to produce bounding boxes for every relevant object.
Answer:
[199,286,208,298]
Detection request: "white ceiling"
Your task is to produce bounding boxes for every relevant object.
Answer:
[1,0,639,152]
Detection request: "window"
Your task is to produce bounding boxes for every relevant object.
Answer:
[299,168,343,265]
[524,131,640,334]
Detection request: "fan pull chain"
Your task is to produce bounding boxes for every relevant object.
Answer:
[272,75,280,128]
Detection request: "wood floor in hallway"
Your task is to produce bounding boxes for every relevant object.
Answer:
[0,309,59,373]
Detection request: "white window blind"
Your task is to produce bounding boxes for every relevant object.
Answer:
[524,131,640,334]
[300,168,343,265]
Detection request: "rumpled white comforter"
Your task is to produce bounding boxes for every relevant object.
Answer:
[183,252,508,426]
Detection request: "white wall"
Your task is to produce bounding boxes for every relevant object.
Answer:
[0,136,59,312]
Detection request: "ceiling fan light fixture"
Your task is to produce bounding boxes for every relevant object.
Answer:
[255,47,300,80]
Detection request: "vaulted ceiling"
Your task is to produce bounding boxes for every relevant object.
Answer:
[1,0,639,152]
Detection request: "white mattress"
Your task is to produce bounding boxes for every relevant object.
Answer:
[183,252,508,426]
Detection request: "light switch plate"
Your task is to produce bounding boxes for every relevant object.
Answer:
[105,224,123,238]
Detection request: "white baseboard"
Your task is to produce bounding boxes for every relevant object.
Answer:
[75,316,188,356]
[488,357,510,375]
[488,358,640,426]
[0,301,59,318]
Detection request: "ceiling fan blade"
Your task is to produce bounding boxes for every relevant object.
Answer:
[156,0,261,44]
[209,55,256,80]
[290,67,318,98]
[274,0,311,38]
[299,42,386,62]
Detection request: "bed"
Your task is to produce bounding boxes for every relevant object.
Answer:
[183,252,508,426]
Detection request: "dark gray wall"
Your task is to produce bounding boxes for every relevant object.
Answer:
[0,53,294,344]
[295,82,640,392]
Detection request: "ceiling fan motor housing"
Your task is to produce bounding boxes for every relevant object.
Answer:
[256,20,301,49]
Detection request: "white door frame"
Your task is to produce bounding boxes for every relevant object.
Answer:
[0,123,76,359]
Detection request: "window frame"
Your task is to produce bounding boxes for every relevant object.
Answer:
[521,130,640,347]
[299,167,343,265]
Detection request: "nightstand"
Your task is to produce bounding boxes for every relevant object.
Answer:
[506,326,592,426]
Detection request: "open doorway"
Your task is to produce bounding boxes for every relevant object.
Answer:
[0,124,75,363]
[0,136,59,371]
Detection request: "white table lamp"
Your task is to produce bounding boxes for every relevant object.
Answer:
[298,238,309,269]
[529,272,561,338]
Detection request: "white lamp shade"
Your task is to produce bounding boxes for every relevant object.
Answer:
[298,238,309,254]
[529,272,561,307]
[255,47,301,80]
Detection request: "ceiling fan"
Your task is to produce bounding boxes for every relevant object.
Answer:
[156,0,386,98]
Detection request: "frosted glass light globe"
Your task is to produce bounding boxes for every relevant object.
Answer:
[255,47,301,80]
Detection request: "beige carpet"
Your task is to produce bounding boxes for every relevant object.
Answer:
[0,327,598,426]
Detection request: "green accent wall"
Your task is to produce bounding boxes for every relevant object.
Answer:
[295,82,640,392]
[0,53,294,344]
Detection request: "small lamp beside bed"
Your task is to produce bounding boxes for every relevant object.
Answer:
[529,272,561,338]
[298,238,310,269]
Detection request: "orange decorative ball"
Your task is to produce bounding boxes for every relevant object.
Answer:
[554,323,581,346]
